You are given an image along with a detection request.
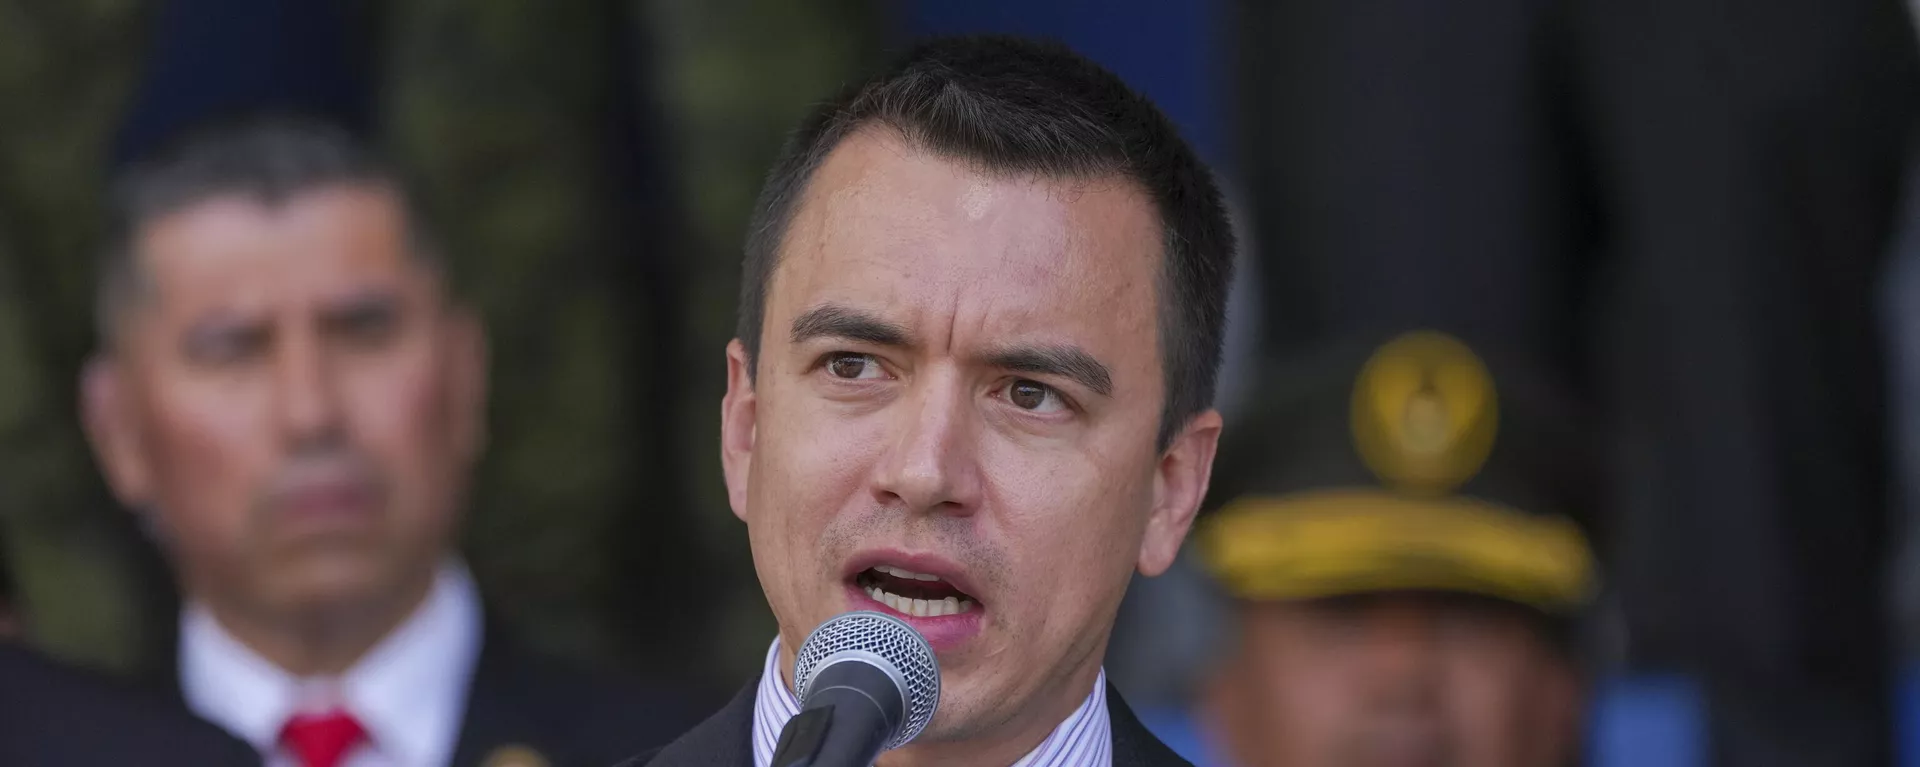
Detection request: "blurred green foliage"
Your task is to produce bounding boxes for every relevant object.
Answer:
[0,0,880,685]
[0,0,155,672]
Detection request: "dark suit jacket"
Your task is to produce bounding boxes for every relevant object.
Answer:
[0,641,259,766]
[627,678,1190,767]
[446,627,702,767]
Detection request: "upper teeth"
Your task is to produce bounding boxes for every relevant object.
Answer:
[875,564,941,582]
[866,585,973,617]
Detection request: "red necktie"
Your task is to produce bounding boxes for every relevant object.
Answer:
[279,709,367,767]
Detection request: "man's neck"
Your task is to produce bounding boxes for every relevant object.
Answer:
[203,567,439,677]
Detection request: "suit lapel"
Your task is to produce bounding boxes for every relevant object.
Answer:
[1106,683,1193,767]
[635,681,756,767]
[448,628,567,767]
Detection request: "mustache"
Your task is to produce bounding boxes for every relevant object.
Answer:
[818,505,1011,590]
[1341,715,1454,767]
[256,445,389,515]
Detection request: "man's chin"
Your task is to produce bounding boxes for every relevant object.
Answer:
[911,699,991,744]
[259,557,418,617]
[907,668,1025,744]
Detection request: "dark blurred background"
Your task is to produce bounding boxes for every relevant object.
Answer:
[1,1,1917,765]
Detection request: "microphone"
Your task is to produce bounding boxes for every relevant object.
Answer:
[769,611,941,767]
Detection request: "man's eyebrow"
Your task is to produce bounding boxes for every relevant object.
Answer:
[184,310,265,341]
[319,289,401,318]
[982,344,1114,397]
[789,304,911,347]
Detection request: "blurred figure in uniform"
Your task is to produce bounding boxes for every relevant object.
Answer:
[78,117,687,767]
[1197,330,1597,767]
[1235,0,1919,762]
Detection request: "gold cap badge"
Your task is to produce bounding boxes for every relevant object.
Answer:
[1350,330,1498,496]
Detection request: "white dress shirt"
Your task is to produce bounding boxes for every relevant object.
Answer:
[180,561,484,767]
[749,638,1113,767]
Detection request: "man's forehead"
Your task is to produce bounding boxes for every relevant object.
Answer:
[794,129,1155,246]
[768,130,1161,351]
[134,187,423,305]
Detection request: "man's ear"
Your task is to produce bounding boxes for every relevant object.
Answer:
[446,307,490,464]
[1138,408,1223,577]
[720,339,758,522]
[80,355,153,509]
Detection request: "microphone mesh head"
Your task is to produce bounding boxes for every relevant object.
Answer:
[792,610,941,749]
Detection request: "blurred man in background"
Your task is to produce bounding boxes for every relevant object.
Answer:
[1197,331,1596,767]
[79,117,685,767]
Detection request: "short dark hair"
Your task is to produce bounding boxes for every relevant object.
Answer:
[737,36,1236,448]
[97,116,440,338]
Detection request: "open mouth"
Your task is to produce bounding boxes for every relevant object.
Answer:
[854,565,979,618]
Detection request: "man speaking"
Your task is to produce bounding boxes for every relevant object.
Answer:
[634,35,1234,767]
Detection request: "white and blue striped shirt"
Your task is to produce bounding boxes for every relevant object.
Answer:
[750,639,1114,767]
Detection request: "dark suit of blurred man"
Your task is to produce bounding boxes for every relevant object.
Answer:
[2,641,262,766]
[3,527,260,765]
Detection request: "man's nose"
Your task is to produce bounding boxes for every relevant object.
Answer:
[273,328,346,444]
[870,372,983,516]
[1361,608,1443,707]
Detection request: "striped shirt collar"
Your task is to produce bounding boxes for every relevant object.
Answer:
[750,638,1113,767]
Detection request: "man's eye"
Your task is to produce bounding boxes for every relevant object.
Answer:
[335,313,396,346]
[825,353,886,380]
[325,302,400,348]
[1006,380,1066,413]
